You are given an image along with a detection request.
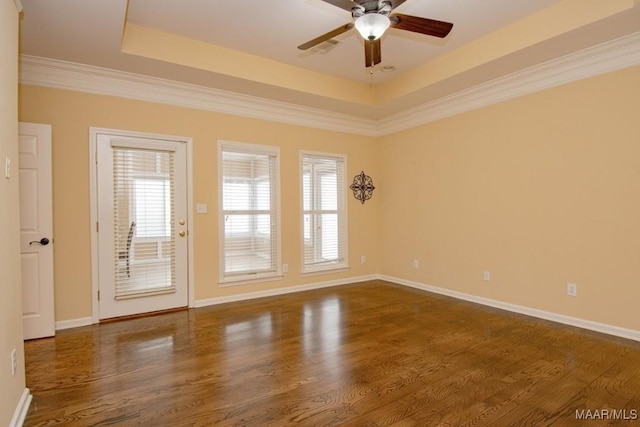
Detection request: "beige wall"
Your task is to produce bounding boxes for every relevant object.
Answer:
[0,0,27,424]
[378,65,640,331]
[18,86,381,321]
[16,61,640,335]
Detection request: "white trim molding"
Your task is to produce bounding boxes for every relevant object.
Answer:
[19,31,640,137]
[18,55,378,137]
[377,31,640,135]
[9,388,31,427]
[50,274,640,343]
[195,274,378,308]
[381,275,640,343]
[55,317,93,331]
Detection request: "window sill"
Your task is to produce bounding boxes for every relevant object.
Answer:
[301,266,350,277]
[218,273,283,288]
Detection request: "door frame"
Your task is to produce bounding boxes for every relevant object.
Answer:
[89,127,195,323]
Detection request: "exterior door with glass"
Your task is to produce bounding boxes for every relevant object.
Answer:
[95,131,188,319]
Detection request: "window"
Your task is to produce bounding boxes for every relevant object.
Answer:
[301,152,347,273]
[133,177,171,238]
[219,141,280,283]
[112,146,176,298]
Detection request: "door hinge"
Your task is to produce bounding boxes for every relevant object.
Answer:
[97,290,100,301]
[96,222,99,232]
[95,151,98,164]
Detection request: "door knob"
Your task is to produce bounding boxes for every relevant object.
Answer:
[179,231,186,237]
[30,237,50,246]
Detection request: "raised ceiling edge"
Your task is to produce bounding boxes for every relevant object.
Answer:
[377,31,640,135]
[19,31,640,137]
[18,55,379,137]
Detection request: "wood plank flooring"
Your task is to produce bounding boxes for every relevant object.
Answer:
[24,280,640,426]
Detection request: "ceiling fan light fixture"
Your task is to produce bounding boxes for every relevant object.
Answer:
[354,13,390,41]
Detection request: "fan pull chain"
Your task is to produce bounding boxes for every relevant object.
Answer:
[369,41,376,75]
[368,40,375,88]
[370,40,375,70]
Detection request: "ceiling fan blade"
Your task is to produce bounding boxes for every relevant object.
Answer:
[390,14,453,38]
[364,39,381,67]
[388,0,408,10]
[297,23,354,50]
[319,0,358,12]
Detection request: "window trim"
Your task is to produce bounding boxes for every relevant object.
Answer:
[218,140,281,285]
[299,150,348,274]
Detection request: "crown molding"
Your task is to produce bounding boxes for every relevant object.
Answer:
[378,31,640,135]
[19,55,379,137]
[19,31,640,137]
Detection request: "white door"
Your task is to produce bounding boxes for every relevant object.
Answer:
[19,122,55,340]
[95,131,188,319]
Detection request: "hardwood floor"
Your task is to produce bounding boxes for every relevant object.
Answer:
[24,280,640,426]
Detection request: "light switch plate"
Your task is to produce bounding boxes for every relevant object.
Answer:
[5,157,10,179]
[196,204,207,214]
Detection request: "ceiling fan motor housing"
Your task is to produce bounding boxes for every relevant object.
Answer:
[351,0,392,19]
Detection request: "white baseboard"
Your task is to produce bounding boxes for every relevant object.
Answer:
[55,317,93,331]
[381,275,640,343]
[55,276,379,329]
[9,388,31,427]
[195,274,378,308]
[55,275,640,343]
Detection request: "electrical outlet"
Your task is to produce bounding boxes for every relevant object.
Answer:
[282,264,288,273]
[567,283,577,297]
[196,204,207,214]
[361,255,366,264]
[11,349,16,376]
[483,271,491,281]
[413,259,419,269]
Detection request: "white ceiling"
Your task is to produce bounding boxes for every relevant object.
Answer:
[18,0,640,119]
[125,0,562,84]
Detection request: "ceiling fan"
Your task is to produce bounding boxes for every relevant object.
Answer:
[298,0,453,68]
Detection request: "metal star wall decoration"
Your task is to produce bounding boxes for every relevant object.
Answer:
[350,171,376,204]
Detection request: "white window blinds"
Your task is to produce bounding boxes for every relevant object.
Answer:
[112,147,176,299]
[219,142,280,282]
[301,153,347,273]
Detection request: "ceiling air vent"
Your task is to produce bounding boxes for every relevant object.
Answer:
[312,39,340,54]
